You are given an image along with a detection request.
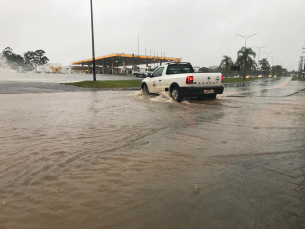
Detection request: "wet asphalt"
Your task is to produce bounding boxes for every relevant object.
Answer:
[0,72,305,229]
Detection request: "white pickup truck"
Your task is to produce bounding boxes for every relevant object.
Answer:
[141,62,224,102]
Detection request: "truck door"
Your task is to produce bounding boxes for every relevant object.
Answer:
[148,67,164,93]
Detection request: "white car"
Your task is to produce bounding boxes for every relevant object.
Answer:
[134,68,154,78]
[141,62,224,102]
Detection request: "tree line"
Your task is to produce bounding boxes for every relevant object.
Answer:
[0,47,49,71]
[199,47,288,79]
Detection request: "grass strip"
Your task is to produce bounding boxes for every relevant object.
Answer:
[223,78,257,83]
[291,77,305,81]
[64,80,142,88]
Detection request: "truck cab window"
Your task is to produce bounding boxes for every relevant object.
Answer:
[153,67,164,77]
[166,65,194,75]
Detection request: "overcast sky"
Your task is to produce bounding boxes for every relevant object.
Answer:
[1,0,305,70]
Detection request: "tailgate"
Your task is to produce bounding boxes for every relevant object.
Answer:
[192,73,222,87]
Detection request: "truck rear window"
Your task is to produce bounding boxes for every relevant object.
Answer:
[166,65,194,75]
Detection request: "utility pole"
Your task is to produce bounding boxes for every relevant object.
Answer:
[90,0,96,81]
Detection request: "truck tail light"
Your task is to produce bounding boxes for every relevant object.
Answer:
[221,75,224,83]
[186,76,193,84]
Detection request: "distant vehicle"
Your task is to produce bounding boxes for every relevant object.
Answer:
[258,75,262,78]
[141,62,224,102]
[134,68,154,78]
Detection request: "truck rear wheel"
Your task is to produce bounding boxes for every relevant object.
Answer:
[171,87,182,102]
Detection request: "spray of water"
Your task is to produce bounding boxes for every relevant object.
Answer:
[132,91,204,104]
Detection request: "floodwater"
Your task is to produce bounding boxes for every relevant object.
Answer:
[0,73,305,228]
[0,71,140,83]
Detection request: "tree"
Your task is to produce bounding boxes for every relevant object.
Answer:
[236,47,256,80]
[271,65,288,76]
[208,66,221,72]
[199,67,209,73]
[35,49,49,66]
[24,49,49,71]
[2,47,14,66]
[219,55,233,78]
[24,51,36,71]
[247,58,257,77]
[259,58,270,76]
[2,47,25,69]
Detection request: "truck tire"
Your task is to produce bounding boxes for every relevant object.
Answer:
[171,87,182,102]
[142,84,149,95]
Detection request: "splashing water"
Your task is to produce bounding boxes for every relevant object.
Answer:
[150,92,174,103]
[132,91,174,103]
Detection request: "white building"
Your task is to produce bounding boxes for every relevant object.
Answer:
[37,64,91,74]
[193,66,200,72]
[37,63,62,73]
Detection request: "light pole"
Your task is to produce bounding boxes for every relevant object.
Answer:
[252,45,267,65]
[270,56,278,76]
[263,52,273,64]
[270,56,278,66]
[236,33,257,79]
[236,33,257,47]
[90,0,96,81]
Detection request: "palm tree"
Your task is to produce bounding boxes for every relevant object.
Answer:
[247,58,257,77]
[236,47,256,80]
[219,55,233,78]
[259,58,270,76]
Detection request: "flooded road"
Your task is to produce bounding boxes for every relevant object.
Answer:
[0,73,305,228]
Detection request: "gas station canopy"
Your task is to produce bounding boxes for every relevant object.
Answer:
[71,53,179,67]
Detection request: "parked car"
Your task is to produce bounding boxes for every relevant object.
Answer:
[134,68,154,78]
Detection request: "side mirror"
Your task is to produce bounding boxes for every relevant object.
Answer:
[147,73,152,77]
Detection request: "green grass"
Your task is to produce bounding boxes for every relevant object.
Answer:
[64,80,142,88]
[223,78,258,83]
[291,77,305,81]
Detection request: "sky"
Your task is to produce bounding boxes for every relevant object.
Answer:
[1,0,305,71]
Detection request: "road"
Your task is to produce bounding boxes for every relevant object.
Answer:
[0,73,304,228]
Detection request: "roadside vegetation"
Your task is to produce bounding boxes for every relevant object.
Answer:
[199,47,294,80]
[0,47,49,71]
[223,78,257,83]
[292,77,305,81]
[64,80,142,88]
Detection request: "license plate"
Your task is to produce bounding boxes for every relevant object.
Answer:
[204,89,214,94]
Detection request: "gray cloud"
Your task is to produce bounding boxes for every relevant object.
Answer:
[1,0,304,70]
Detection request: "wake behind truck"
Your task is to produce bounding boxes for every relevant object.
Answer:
[141,62,224,102]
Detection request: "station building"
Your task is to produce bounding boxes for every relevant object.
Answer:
[37,63,90,74]
[71,53,179,74]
